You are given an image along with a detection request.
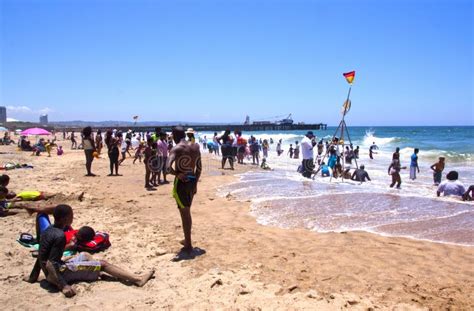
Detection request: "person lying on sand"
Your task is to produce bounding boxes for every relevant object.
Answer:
[0,187,51,217]
[9,190,84,203]
[26,204,154,298]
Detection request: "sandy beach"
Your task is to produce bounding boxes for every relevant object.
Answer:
[0,142,472,310]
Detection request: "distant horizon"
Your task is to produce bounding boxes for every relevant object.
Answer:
[5,118,473,129]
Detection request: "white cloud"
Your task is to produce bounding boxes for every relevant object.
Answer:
[39,107,53,114]
[6,105,53,115]
[6,105,32,113]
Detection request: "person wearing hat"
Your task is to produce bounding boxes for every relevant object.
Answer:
[437,171,466,197]
[186,128,196,144]
[301,131,316,178]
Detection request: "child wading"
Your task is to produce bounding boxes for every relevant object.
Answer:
[430,157,445,185]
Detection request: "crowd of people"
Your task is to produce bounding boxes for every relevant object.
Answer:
[3,125,204,298]
[5,125,473,299]
[292,131,472,200]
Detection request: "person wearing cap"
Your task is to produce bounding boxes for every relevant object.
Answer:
[301,131,316,178]
[186,128,196,144]
[437,171,466,197]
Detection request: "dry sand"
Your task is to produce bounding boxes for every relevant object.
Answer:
[0,140,472,310]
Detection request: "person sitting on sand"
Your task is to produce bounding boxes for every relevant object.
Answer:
[27,204,154,298]
[0,174,16,199]
[32,211,100,252]
[260,158,272,170]
[0,186,17,217]
[437,171,466,198]
[57,145,64,156]
[351,165,371,182]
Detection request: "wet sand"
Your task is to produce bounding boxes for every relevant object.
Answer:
[0,141,472,310]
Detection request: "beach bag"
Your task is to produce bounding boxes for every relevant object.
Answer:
[76,232,111,253]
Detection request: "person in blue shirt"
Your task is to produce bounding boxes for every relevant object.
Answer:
[327,149,337,170]
[320,162,330,177]
[410,148,420,180]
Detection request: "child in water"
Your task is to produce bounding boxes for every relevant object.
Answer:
[288,144,294,158]
[430,157,445,185]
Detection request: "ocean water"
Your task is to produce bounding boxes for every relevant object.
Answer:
[199,126,474,246]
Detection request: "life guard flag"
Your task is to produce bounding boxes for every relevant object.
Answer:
[343,71,355,84]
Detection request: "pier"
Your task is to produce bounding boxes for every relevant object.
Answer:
[55,123,327,133]
[6,122,327,133]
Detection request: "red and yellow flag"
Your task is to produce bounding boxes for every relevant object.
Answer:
[343,71,355,84]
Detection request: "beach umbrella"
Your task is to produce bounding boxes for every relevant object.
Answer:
[20,127,52,136]
[0,126,8,132]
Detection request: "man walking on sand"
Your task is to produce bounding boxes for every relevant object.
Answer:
[168,126,203,260]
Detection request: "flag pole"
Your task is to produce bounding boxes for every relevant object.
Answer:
[342,85,352,120]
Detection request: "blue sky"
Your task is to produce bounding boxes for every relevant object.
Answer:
[1,0,472,125]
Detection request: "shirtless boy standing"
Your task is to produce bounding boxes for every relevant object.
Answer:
[167,126,202,255]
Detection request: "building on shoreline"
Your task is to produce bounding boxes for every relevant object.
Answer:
[40,114,48,125]
[0,106,6,124]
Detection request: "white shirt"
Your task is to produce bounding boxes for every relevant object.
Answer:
[301,136,314,160]
[437,180,466,196]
